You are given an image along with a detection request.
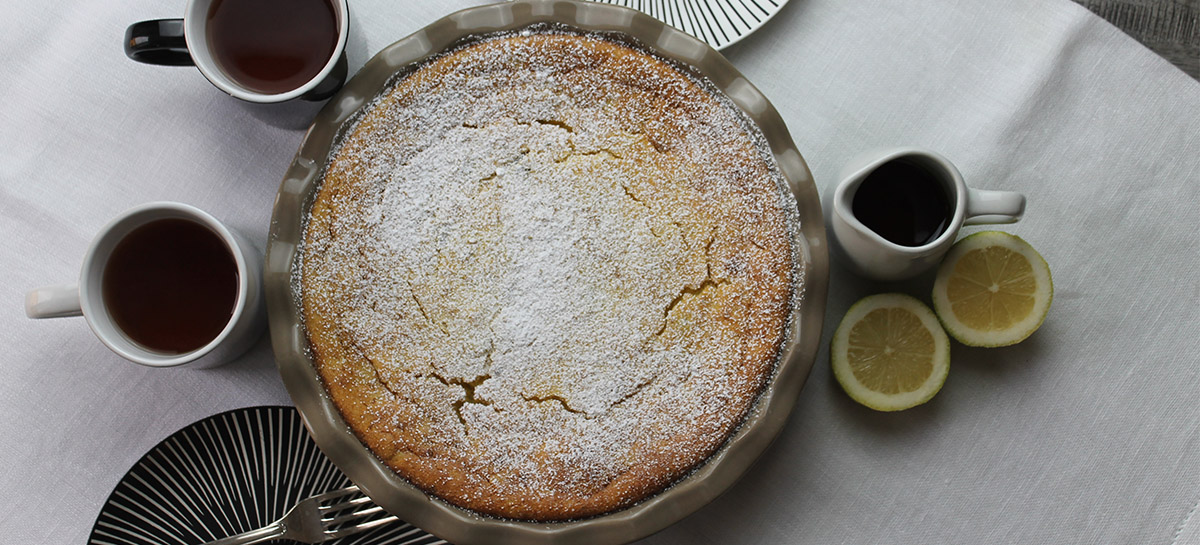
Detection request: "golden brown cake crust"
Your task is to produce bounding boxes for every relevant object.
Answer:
[301,32,798,521]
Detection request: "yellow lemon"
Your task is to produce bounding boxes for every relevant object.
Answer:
[932,231,1053,347]
[831,293,950,411]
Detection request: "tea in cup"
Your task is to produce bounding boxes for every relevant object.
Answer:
[824,148,1026,281]
[25,202,265,368]
[124,0,349,103]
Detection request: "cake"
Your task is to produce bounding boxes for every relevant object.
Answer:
[300,30,800,521]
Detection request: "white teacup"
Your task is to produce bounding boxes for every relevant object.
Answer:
[25,202,265,368]
[123,0,350,103]
[824,148,1026,281]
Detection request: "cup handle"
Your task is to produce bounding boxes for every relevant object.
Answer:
[125,20,194,66]
[25,284,83,319]
[964,188,1026,225]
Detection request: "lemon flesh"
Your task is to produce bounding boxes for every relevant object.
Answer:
[831,293,950,411]
[932,231,1052,347]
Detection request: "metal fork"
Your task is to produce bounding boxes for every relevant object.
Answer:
[205,485,400,545]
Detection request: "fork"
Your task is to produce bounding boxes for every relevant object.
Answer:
[205,485,400,545]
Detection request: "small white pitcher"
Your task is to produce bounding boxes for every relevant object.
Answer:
[824,148,1026,281]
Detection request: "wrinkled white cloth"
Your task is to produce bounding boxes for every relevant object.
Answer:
[1,0,1198,543]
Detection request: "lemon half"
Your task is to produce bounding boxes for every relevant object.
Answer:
[932,231,1053,347]
[831,293,951,411]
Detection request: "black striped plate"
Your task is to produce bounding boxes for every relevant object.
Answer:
[595,0,789,49]
[88,406,446,545]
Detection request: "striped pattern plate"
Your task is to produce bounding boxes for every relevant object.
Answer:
[595,0,790,49]
[88,406,445,545]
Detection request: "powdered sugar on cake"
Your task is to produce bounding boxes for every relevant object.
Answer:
[300,31,800,519]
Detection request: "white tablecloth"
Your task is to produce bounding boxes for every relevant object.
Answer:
[2,0,1198,543]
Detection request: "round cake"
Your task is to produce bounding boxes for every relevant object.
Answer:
[300,31,800,521]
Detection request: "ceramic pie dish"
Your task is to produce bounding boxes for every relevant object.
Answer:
[264,2,827,544]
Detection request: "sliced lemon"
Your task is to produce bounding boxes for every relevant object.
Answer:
[831,293,951,411]
[932,231,1052,347]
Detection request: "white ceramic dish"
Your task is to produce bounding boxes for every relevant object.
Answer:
[264,2,827,544]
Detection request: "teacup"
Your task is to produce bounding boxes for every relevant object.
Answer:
[25,202,265,368]
[824,148,1026,281]
[124,0,349,103]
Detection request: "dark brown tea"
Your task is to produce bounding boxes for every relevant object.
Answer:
[851,158,953,247]
[206,0,338,94]
[102,218,239,354]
